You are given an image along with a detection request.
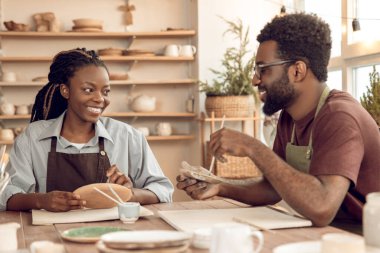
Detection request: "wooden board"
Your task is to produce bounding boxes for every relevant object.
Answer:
[158,207,312,232]
[32,206,153,225]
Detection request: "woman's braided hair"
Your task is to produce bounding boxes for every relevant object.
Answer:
[30,48,108,123]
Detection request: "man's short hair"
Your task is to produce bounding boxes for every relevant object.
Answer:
[257,13,332,82]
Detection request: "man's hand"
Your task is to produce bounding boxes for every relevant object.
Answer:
[38,191,85,212]
[176,175,220,200]
[209,128,254,161]
[106,164,133,188]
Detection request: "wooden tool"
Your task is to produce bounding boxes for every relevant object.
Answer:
[73,183,132,209]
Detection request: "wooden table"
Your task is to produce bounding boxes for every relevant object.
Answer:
[0,199,347,253]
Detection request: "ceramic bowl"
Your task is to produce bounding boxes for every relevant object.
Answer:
[72,18,103,28]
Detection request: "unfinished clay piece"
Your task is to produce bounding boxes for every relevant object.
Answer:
[73,183,132,209]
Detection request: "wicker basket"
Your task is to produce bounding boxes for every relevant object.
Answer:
[206,143,261,179]
[205,95,254,118]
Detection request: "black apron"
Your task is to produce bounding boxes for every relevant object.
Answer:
[46,137,111,192]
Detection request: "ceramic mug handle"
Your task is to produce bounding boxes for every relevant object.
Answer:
[252,231,264,253]
[191,45,197,54]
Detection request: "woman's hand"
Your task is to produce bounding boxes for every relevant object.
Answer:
[38,191,86,212]
[176,175,220,200]
[106,164,133,188]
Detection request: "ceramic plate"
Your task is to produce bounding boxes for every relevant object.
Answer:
[61,226,126,243]
[273,241,380,253]
[96,240,190,253]
[101,230,192,250]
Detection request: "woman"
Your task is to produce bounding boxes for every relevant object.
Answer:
[0,48,173,212]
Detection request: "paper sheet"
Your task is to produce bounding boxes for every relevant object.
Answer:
[158,206,312,232]
[32,206,153,225]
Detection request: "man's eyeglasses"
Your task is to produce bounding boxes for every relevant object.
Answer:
[253,60,295,79]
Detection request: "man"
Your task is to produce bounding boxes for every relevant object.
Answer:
[177,13,380,228]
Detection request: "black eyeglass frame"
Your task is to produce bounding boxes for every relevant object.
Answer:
[253,59,296,79]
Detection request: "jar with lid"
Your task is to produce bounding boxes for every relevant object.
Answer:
[363,192,380,247]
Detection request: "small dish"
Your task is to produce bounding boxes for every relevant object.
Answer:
[98,48,124,56]
[96,240,190,253]
[101,230,192,250]
[61,226,126,243]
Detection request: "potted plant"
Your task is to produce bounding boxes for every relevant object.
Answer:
[200,17,258,117]
[360,66,380,126]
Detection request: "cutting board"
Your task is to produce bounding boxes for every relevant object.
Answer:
[158,207,312,232]
[32,206,153,225]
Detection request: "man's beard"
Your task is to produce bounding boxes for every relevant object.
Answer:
[262,71,297,116]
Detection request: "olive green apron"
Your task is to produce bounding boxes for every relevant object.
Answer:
[285,86,330,172]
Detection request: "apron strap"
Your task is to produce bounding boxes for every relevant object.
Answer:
[290,86,330,158]
[50,137,57,153]
[99,137,105,152]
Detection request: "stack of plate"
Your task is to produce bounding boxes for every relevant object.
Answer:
[72,18,103,32]
[98,48,124,56]
[97,230,192,253]
[124,49,155,57]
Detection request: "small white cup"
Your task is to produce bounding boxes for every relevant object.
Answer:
[179,45,196,57]
[118,202,140,223]
[321,233,365,253]
[0,223,20,251]
[156,122,172,136]
[30,240,65,253]
[164,44,181,57]
[210,223,263,253]
[2,72,16,82]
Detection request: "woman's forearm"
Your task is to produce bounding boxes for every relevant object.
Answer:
[6,193,44,211]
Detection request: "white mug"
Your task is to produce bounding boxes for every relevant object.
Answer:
[210,223,263,253]
[0,223,20,251]
[321,233,365,253]
[179,45,196,57]
[164,44,181,57]
[156,122,172,136]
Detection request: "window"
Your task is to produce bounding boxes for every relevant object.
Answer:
[350,0,380,44]
[353,65,380,100]
[327,70,342,91]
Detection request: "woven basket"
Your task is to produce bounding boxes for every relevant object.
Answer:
[206,143,261,179]
[205,95,254,118]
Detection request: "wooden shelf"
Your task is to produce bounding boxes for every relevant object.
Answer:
[147,135,194,141]
[0,135,195,145]
[0,79,197,87]
[0,112,196,120]
[0,30,196,38]
[0,56,194,62]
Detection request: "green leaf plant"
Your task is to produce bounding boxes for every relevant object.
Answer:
[361,66,380,126]
[199,17,258,101]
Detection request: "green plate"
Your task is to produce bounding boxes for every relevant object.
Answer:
[61,226,126,243]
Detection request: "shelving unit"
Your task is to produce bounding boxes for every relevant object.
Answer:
[0,30,196,38]
[0,79,196,87]
[0,30,197,144]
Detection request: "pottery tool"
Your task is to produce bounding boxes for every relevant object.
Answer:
[208,115,226,172]
[93,187,123,205]
[0,145,7,179]
[108,185,124,203]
